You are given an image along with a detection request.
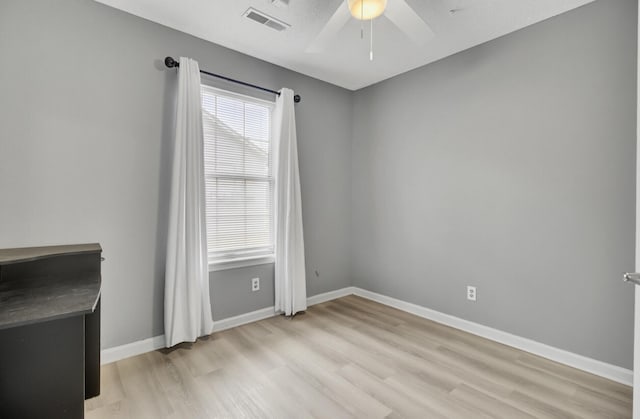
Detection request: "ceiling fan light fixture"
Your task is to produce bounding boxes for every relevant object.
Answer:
[347,0,387,20]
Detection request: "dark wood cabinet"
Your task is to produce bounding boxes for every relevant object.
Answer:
[0,244,102,418]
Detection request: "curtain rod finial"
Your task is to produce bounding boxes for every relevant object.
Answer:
[294,94,301,103]
[165,56,179,68]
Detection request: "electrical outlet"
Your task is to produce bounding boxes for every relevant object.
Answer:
[251,277,260,292]
[467,286,477,302]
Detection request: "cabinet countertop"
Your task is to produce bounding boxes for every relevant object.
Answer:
[0,243,102,265]
[0,272,101,330]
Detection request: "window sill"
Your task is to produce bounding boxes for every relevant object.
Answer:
[209,255,275,272]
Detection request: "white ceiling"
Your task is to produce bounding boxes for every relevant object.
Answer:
[95,0,596,90]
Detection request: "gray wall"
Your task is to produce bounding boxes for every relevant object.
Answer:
[351,0,637,369]
[0,0,352,349]
[0,0,636,370]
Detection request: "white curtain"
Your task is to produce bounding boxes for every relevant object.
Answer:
[274,88,307,316]
[164,57,213,347]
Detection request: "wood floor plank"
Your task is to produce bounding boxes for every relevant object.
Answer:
[517,352,633,403]
[85,363,126,411]
[570,386,633,417]
[338,363,449,419]
[87,297,632,418]
[384,373,495,419]
[508,391,578,419]
[448,383,537,419]
[258,324,392,418]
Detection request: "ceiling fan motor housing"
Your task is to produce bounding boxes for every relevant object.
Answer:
[347,0,387,20]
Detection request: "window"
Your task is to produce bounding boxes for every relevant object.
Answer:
[201,85,274,268]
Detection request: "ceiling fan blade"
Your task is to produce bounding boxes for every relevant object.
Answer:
[385,0,434,45]
[305,1,351,53]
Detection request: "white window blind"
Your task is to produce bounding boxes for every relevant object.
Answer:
[201,84,274,264]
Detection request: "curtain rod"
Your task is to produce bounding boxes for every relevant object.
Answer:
[164,57,301,103]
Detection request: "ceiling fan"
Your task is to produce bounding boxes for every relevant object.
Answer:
[306,0,434,59]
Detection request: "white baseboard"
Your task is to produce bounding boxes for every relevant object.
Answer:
[101,287,355,365]
[307,286,355,306]
[212,306,278,333]
[101,286,632,386]
[352,287,633,386]
[101,335,166,365]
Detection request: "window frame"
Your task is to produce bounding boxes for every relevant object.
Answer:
[200,83,276,272]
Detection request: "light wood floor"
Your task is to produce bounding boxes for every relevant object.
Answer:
[86,295,632,418]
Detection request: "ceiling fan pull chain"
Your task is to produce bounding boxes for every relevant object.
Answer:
[360,0,364,39]
[370,17,374,61]
[361,0,364,39]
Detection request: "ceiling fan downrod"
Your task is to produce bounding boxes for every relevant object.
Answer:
[370,17,374,61]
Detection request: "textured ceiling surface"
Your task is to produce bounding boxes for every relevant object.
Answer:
[95,0,595,90]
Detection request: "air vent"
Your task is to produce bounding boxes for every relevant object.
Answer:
[243,8,290,32]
